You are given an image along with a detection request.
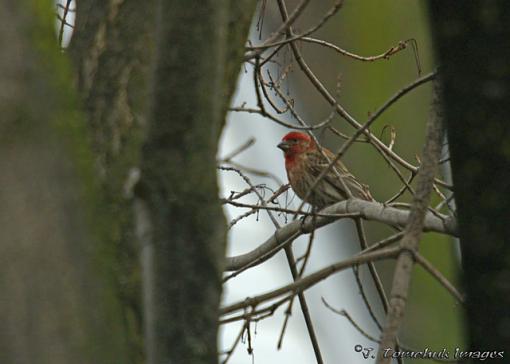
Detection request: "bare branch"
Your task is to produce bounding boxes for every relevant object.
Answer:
[245,0,312,60]
[300,37,412,62]
[57,0,73,48]
[414,252,464,304]
[220,165,324,363]
[220,138,256,161]
[222,199,360,219]
[322,298,379,342]
[245,0,344,60]
[221,247,400,315]
[376,92,444,363]
[225,198,457,272]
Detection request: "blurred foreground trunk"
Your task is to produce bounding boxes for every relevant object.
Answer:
[0,2,129,363]
[429,1,510,355]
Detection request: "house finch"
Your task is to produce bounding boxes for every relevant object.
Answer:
[277,131,373,208]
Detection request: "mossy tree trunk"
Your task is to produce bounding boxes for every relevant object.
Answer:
[138,1,257,363]
[428,1,510,355]
[70,1,157,361]
[0,1,129,363]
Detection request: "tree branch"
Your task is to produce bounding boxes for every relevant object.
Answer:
[376,92,444,363]
[221,247,401,315]
[226,198,456,272]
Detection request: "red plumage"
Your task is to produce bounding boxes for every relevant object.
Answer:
[278,131,372,208]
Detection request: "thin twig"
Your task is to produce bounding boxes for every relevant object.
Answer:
[321,298,461,363]
[221,138,256,161]
[354,219,404,364]
[221,322,248,364]
[221,165,324,363]
[385,172,416,204]
[57,0,74,48]
[414,252,464,304]
[276,211,318,349]
[360,232,404,255]
[245,0,312,60]
[322,298,379,342]
[222,159,285,185]
[245,0,344,60]
[300,37,412,62]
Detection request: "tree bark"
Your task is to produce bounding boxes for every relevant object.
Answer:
[137,1,256,363]
[0,1,129,363]
[70,1,157,361]
[428,1,510,355]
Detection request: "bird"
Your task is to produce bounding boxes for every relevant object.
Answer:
[277,131,373,208]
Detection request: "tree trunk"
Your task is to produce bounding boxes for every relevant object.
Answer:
[0,1,129,363]
[428,1,510,355]
[137,1,256,363]
[70,1,157,361]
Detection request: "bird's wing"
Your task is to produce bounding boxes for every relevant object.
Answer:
[307,148,373,201]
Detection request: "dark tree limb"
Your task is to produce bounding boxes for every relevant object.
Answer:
[428,1,510,354]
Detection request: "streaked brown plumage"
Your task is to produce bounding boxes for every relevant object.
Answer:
[278,131,372,208]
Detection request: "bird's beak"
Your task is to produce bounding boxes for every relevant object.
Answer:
[277,141,291,152]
